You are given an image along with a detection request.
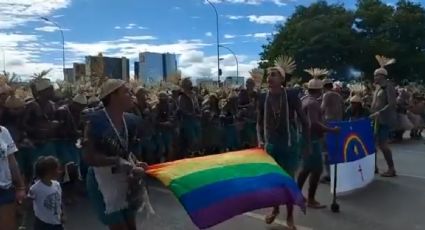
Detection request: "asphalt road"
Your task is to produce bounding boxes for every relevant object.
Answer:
[25,139,425,230]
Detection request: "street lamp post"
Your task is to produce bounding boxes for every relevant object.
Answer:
[0,48,5,73]
[40,17,66,80]
[206,0,221,83]
[219,45,239,78]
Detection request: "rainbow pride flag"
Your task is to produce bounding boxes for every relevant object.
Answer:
[147,149,305,229]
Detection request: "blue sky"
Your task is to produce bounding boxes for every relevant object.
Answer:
[0,0,421,80]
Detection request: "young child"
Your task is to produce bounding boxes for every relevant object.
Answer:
[28,156,64,230]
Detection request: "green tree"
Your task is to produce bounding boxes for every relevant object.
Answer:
[260,1,358,80]
[390,0,425,81]
[355,0,400,80]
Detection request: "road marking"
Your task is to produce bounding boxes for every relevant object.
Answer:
[243,212,313,230]
[150,186,171,194]
[398,173,425,180]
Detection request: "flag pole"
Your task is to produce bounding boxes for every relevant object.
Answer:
[331,135,340,213]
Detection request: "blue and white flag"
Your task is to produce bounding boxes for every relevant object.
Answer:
[326,118,376,194]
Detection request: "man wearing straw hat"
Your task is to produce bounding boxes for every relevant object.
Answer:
[370,55,397,177]
[83,79,150,230]
[257,56,310,230]
[23,78,59,170]
[344,94,370,121]
[178,78,201,158]
[298,68,340,209]
[320,78,345,183]
[56,93,88,204]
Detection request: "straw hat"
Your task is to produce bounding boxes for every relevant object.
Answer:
[374,55,396,76]
[88,95,100,104]
[73,94,88,105]
[33,78,52,92]
[350,94,362,103]
[134,86,148,95]
[323,78,333,85]
[99,79,126,99]
[305,68,329,89]
[158,91,168,100]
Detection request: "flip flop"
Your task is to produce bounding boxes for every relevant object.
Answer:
[381,171,396,177]
[265,211,279,225]
[307,202,327,209]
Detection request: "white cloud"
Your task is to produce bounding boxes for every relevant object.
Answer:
[0,33,38,47]
[180,52,259,78]
[247,15,286,24]
[125,23,137,29]
[0,33,64,80]
[205,32,213,37]
[65,39,211,60]
[225,14,286,24]
[0,0,71,29]
[226,15,245,20]
[35,26,70,32]
[224,34,236,39]
[206,0,288,6]
[120,36,157,41]
[252,32,270,38]
[179,50,205,65]
[115,24,147,30]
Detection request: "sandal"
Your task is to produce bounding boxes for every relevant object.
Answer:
[307,200,327,209]
[381,170,396,177]
[265,211,280,225]
[286,217,297,230]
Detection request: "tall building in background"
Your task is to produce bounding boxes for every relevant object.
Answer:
[139,52,177,85]
[73,63,86,82]
[223,76,245,88]
[86,55,129,81]
[134,61,140,80]
[64,68,75,82]
[163,53,178,79]
[63,63,86,83]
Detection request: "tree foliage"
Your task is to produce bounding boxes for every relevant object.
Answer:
[260,0,425,83]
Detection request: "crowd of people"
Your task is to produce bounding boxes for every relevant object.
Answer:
[0,54,424,230]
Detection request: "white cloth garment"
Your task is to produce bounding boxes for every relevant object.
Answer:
[93,164,129,214]
[0,126,18,189]
[28,180,62,225]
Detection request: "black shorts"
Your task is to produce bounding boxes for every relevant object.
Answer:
[34,217,64,230]
[0,187,15,205]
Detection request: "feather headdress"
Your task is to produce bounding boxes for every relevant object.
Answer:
[304,68,329,78]
[249,68,264,87]
[348,83,366,96]
[305,68,329,89]
[348,83,366,103]
[129,79,143,92]
[374,55,396,76]
[274,55,296,75]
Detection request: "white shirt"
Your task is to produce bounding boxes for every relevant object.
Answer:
[28,180,62,225]
[0,126,18,189]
